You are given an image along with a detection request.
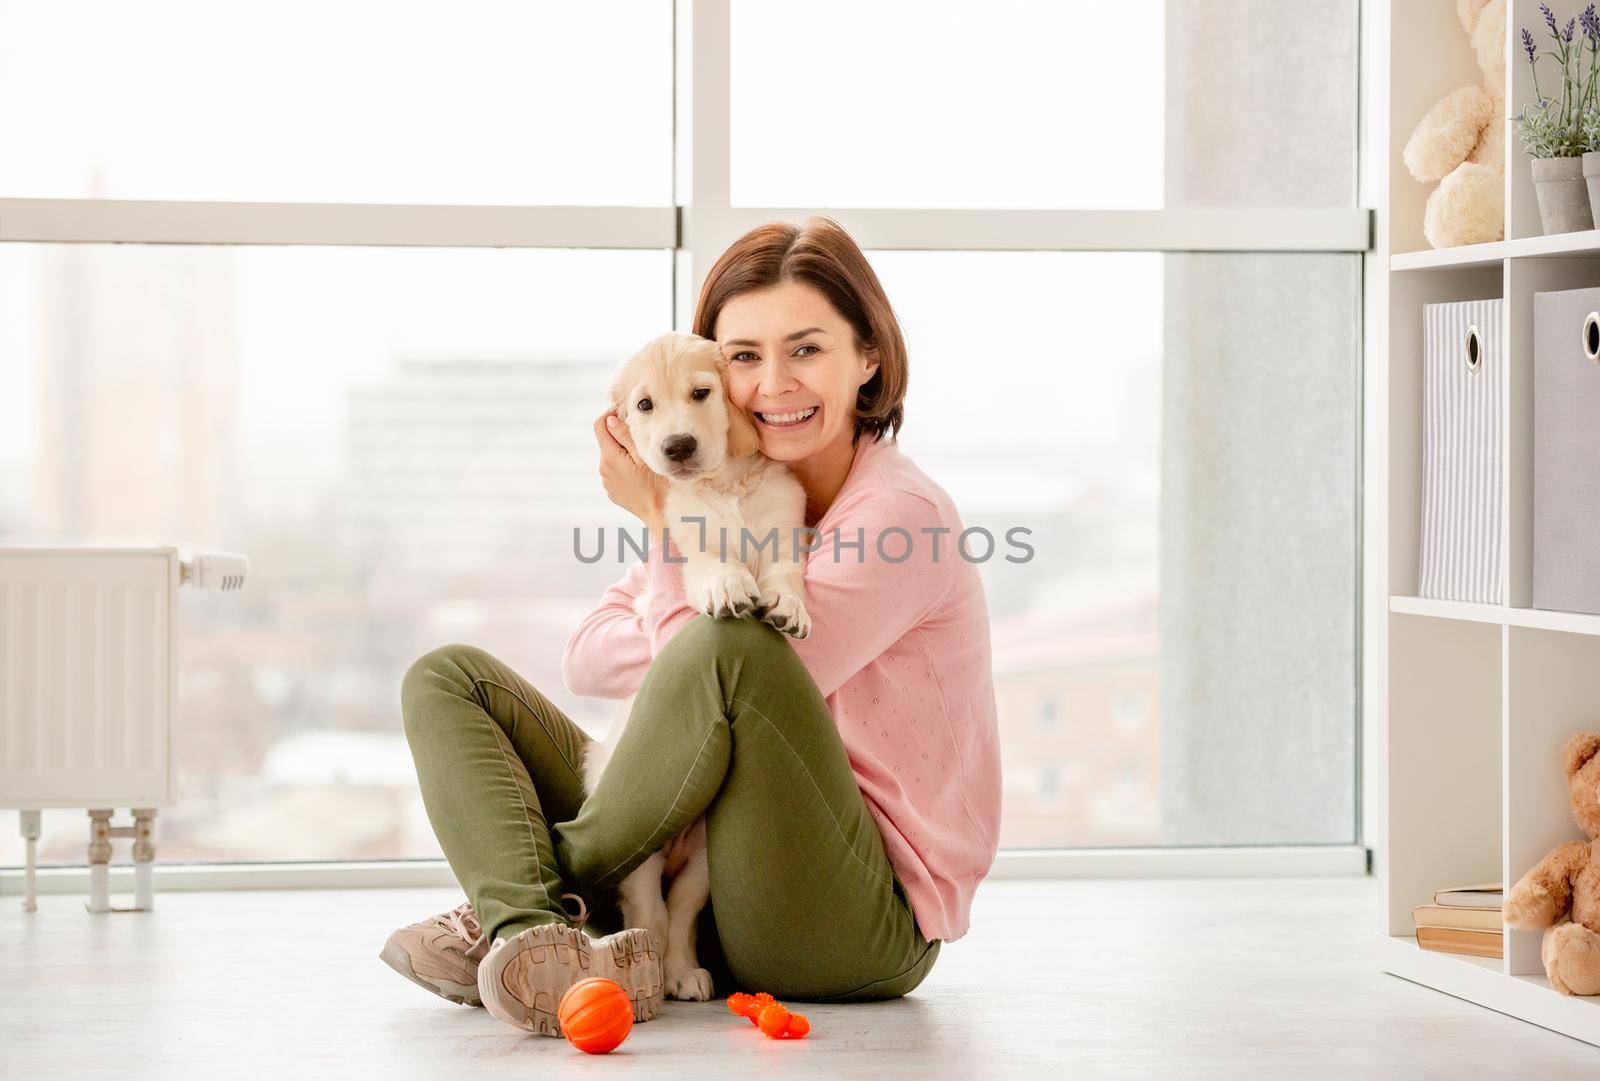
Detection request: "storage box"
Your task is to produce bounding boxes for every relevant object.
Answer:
[1533,287,1600,614]
[1418,298,1503,604]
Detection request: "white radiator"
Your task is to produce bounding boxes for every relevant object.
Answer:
[0,546,246,912]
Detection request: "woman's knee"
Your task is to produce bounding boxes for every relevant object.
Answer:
[655,617,820,728]
[661,616,810,702]
[400,643,486,737]
[662,613,793,666]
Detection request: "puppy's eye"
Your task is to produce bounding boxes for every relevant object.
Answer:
[637,397,653,412]
[691,387,711,401]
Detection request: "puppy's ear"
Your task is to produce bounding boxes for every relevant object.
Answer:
[718,360,761,459]
[727,405,762,459]
[605,366,629,421]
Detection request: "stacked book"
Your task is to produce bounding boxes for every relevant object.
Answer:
[1412,882,1503,958]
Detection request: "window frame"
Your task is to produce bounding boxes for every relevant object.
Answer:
[0,0,1375,889]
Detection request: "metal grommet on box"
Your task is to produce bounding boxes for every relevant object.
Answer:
[1584,311,1600,363]
[1463,324,1482,372]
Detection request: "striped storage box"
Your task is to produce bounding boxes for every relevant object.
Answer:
[1533,287,1600,614]
[1418,298,1503,604]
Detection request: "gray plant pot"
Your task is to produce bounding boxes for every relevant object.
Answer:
[1583,151,1600,229]
[1533,155,1594,234]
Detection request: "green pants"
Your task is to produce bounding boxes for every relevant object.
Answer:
[400,614,940,1001]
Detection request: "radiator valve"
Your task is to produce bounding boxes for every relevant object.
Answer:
[180,551,249,591]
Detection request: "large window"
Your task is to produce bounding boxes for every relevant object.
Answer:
[877,250,1361,846]
[0,0,1367,868]
[0,2,673,204]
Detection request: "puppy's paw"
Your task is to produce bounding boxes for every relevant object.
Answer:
[699,568,761,619]
[756,588,811,639]
[664,959,714,1001]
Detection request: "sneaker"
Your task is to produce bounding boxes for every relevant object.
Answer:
[379,900,489,1007]
[477,918,664,1037]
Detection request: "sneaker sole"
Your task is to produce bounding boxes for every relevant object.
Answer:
[479,925,663,1037]
[378,938,482,1007]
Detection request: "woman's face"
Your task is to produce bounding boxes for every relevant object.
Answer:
[714,280,879,463]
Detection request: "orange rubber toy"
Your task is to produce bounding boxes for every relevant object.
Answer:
[726,992,811,1039]
[559,978,635,1054]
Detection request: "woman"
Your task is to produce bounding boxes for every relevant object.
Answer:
[384,217,1001,1036]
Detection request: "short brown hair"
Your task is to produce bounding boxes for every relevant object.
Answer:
[692,216,908,443]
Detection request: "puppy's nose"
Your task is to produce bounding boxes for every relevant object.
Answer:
[662,434,698,462]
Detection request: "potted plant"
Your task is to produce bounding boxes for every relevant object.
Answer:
[1579,4,1600,211]
[1519,5,1596,233]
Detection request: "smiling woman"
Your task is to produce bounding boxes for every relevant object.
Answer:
[567,217,1002,945]
[695,219,910,526]
[394,216,1002,1032]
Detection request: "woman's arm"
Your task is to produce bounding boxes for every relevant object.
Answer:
[562,408,667,698]
[639,485,954,699]
[562,558,654,699]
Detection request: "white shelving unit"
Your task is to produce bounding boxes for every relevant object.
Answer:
[1372,0,1600,1046]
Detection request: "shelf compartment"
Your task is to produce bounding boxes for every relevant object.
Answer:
[1504,627,1600,977]
[1383,613,1501,936]
[1387,268,1502,602]
[1506,258,1600,606]
[1387,0,1504,257]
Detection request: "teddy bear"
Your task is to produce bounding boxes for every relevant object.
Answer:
[1402,0,1507,248]
[1503,731,1600,996]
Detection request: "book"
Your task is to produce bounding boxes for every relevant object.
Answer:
[1432,883,1502,909]
[1416,925,1502,958]
[1411,903,1503,932]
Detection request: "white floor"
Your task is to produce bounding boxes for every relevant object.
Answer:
[2,877,1596,1078]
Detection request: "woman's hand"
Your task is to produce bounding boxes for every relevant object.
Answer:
[594,408,666,531]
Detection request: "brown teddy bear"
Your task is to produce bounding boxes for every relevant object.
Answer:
[1400,0,1506,248]
[1504,731,1600,996]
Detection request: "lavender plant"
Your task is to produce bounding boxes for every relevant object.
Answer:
[1518,3,1600,157]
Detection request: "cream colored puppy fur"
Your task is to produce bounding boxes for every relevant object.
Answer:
[583,331,811,1001]
[608,331,811,637]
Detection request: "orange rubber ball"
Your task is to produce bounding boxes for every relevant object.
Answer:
[558,978,634,1054]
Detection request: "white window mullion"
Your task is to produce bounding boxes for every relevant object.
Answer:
[0,199,677,249]
[683,0,733,313]
[693,206,1373,255]
[0,198,1373,254]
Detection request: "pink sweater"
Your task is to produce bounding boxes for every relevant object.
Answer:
[562,433,1002,941]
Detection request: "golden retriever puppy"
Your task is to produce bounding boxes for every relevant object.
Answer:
[584,331,810,1001]
[608,330,811,637]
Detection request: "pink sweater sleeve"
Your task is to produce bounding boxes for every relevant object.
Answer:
[560,559,654,699]
[636,486,954,699]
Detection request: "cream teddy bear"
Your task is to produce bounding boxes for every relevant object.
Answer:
[1504,731,1600,996]
[1402,0,1507,248]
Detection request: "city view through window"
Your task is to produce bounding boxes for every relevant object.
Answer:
[0,0,1361,867]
